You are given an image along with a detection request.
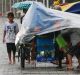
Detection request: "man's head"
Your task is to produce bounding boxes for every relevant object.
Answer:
[23,9,28,14]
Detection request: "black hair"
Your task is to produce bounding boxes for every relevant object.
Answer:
[23,9,28,14]
[7,12,14,18]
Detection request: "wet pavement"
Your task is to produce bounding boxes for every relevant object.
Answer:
[0,17,80,75]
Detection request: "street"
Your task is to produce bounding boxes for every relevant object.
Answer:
[0,17,80,75]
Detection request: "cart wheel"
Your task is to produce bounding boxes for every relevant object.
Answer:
[20,47,25,69]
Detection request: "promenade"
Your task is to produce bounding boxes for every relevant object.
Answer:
[0,17,80,75]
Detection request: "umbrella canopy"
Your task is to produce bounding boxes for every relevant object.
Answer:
[60,1,80,14]
[12,1,34,9]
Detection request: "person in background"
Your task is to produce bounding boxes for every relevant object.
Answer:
[61,28,80,70]
[62,30,72,65]
[54,31,64,68]
[53,6,63,68]
[3,12,19,64]
[49,0,54,8]
[66,28,80,70]
[20,9,27,24]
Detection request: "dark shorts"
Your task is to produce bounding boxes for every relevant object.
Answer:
[68,44,80,58]
[6,43,16,55]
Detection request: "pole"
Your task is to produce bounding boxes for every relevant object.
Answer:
[17,0,19,18]
[5,0,7,16]
[2,0,3,16]
[12,0,15,16]
[47,0,49,8]
[43,0,45,6]
[10,0,11,11]
[62,0,65,3]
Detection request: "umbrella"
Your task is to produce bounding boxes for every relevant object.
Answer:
[12,1,34,9]
[60,1,80,14]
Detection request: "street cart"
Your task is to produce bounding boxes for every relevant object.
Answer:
[17,33,55,68]
[15,2,80,69]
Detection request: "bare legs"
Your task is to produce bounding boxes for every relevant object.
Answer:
[67,54,80,70]
[8,51,16,64]
[13,54,15,64]
[67,54,73,70]
[8,52,12,64]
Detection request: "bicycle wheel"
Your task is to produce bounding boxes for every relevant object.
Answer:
[20,47,25,69]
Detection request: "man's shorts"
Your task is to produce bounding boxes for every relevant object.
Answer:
[68,44,80,58]
[6,43,16,55]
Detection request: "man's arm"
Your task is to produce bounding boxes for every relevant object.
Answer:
[16,24,19,35]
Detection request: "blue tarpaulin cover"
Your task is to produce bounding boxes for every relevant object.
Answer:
[36,37,54,51]
[36,37,55,62]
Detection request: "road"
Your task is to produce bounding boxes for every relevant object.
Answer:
[0,17,79,75]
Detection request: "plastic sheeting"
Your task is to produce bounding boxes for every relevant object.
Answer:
[15,2,80,45]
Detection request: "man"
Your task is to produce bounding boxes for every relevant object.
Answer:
[20,9,28,24]
[67,28,80,70]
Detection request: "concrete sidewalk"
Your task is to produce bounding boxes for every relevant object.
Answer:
[0,17,80,75]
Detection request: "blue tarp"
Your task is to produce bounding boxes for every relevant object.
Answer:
[36,37,54,51]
